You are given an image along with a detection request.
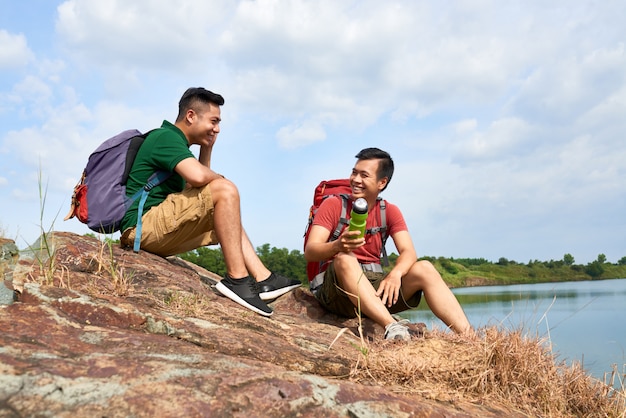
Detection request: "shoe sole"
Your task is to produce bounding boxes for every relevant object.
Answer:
[259,284,301,301]
[215,281,273,317]
[386,335,411,341]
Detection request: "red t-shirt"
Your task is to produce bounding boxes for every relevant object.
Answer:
[313,196,408,264]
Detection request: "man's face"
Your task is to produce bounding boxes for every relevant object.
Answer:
[187,103,221,147]
[350,159,387,200]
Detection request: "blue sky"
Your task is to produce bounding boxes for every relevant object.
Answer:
[1,0,624,264]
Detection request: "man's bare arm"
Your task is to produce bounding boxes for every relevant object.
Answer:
[175,157,223,187]
[387,230,418,276]
[198,144,212,168]
[304,224,364,262]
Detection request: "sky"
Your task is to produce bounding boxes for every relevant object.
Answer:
[1,0,625,265]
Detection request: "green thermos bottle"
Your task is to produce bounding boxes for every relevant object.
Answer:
[348,198,368,238]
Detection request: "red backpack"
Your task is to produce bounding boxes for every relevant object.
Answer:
[303,179,389,283]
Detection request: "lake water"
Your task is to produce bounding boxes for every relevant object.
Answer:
[400,278,626,383]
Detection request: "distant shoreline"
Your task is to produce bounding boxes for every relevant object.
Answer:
[451,275,626,289]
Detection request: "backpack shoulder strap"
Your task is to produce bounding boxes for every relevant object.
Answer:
[132,170,173,252]
[379,199,389,266]
[366,198,387,236]
[365,198,389,266]
[121,131,151,185]
[379,198,388,241]
[328,195,389,265]
[330,194,350,241]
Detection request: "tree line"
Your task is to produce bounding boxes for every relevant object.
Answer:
[179,245,626,285]
[180,244,308,282]
[430,253,626,278]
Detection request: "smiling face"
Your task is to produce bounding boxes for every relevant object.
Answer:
[350,158,388,202]
[184,103,221,147]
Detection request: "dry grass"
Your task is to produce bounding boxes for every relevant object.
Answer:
[91,237,136,296]
[159,290,214,318]
[348,326,625,417]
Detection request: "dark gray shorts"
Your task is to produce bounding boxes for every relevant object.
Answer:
[315,261,422,318]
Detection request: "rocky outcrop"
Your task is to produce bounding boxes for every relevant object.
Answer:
[0,238,19,305]
[0,232,518,417]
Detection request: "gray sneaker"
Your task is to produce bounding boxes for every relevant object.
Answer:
[384,319,411,341]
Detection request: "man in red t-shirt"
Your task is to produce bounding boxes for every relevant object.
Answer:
[304,148,471,340]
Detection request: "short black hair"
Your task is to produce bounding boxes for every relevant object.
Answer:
[177,87,224,121]
[355,147,394,191]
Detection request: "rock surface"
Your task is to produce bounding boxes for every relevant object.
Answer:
[0,232,519,417]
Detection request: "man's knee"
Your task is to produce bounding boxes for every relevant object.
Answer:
[209,178,239,203]
[407,259,440,284]
[332,253,362,283]
[415,259,438,275]
[333,252,359,270]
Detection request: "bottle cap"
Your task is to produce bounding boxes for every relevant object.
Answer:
[352,198,368,214]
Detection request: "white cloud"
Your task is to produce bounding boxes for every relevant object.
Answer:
[454,119,478,135]
[0,30,34,69]
[277,119,326,148]
[55,0,231,71]
[452,117,535,163]
[11,75,55,113]
[1,0,626,263]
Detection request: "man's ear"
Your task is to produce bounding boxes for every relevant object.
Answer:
[378,177,388,191]
[185,108,196,125]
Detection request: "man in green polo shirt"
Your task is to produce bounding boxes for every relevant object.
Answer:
[121,87,300,316]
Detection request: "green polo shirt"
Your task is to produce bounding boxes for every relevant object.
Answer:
[120,120,192,231]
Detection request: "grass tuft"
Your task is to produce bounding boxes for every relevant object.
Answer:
[94,235,135,296]
[349,326,625,417]
[25,167,62,286]
[160,290,213,317]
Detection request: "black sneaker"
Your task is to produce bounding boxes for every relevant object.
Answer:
[215,275,273,317]
[258,273,301,301]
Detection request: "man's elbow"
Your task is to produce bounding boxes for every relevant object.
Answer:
[304,246,319,263]
[182,172,212,188]
[398,249,418,263]
[304,249,313,262]
[185,178,208,188]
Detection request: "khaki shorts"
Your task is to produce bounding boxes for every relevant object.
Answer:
[121,184,218,256]
[315,261,422,318]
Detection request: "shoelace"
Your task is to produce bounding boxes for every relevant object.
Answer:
[247,279,261,294]
[226,275,261,295]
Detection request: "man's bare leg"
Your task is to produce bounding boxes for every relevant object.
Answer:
[209,179,248,278]
[402,260,471,334]
[333,253,396,328]
[240,230,271,282]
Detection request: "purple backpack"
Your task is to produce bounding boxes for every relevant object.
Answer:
[64,129,171,252]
